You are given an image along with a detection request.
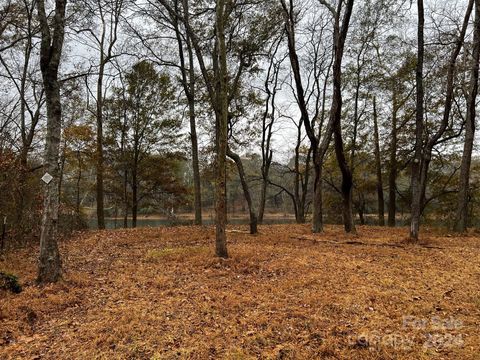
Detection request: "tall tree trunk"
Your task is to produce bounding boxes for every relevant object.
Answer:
[15,35,32,231]
[227,149,258,234]
[93,0,122,230]
[132,153,138,228]
[312,161,323,231]
[189,99,202,226]
[373,97,385,226]
[357,194,366,225]
[37,0,66,284]
[153,0,227,254]
[335,128,356,233]
[454,0,480,232]
[410,0,425,241]
[329,0,356,233]
[123,169,128,228]
[173,1,202,225]
[15,149,28,229]
[96,62,106,229]
[9,4,38,233]
[132,178,137,228]
[301,148,312,222]
[281,0,327,232]
[388,93,398,227]
[258,45,281,224]
[410,0,473,240]
[58,138,66,197]
[258,117,273,224]
[293,119,305,224]
[76,151,82,214]
[258,175,269,223]
[214,0,228,258]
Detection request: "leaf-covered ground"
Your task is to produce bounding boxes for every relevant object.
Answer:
[1,225,479,359]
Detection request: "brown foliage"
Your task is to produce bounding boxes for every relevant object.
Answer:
[1,225,479,359]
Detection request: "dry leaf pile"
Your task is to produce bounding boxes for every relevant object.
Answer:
[1,225,479,359]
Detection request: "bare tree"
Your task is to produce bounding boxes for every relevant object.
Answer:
[0,0,45,232]
[227,148,257,234]
[258,39,283,224]
[171,0,202,225]
[410,0,474,240]
[155,0,229,256]
[37,0,67,283]
[321,0,356,233]
[454,0,480,232]
[281,0,334,233]
[213,0,229,256]
[372,96,385,225]
[76,0,125,229]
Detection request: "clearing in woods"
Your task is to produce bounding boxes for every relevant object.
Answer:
[1,224,479,359]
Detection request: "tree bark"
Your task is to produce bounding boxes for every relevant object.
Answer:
[293,119,306,224]
[37,0,66,283]
[387,92,398,227]
[132,170,138,228]
[281,0,334,232]
[410,0,473,240]
[76,151,82,214]
[189,88,202,226]
[96,62,106,229]
[329,0,356,233]
[227,148,257,234]
[214,0,228,258]
[372,97,385,226]
[93,0,122,230]
[312,162,323,231]
[159,0,229,256]
[258,46,280,224]
[454,0,480,232]
[173,0,202,225]
[123,169,128,228]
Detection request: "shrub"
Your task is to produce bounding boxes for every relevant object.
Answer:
[0,271,22,294]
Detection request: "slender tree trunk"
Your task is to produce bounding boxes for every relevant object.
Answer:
[186,29,202,226]
[123,169,128,228]
[388,93,398,227]
[258,175,268,223]
[76,151,82,214]
[14,31,33,231]
[410,0,473,240]
[312,161,323,232]
[37,0,66,284]
[189,103,202,225]
[132,167,137,228]
[92,1,122,230]
[330,0,356,233]
[15,150,28,228]
[281,0,328,232]
[214,0,228,258]
[301,147,312,225]
[373,97,385,226]
[227,149,257,234]
[410,0,425,241]
[162,0,229,256]
[258,46,280,224]
[454,0,480,232]
[96,62,106,229]
[173,2,202,225]
[293,120,304,224]
[58,139,66,197]
[357,194,365,225]
[335,129,356,233]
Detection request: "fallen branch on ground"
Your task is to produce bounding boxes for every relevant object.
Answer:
[291,236,444,249]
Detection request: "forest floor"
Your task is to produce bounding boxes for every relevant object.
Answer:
[1,224,479,359]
